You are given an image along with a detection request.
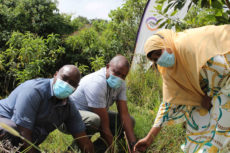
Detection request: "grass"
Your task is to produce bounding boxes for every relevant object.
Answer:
[126,67,185,152]
[38,66,186,152]
[40,130,73,152]
[38,102,185,153]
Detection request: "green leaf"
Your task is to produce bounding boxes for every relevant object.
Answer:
[215,10,223,16]
[171,10,178,16]
[91,132,100,143]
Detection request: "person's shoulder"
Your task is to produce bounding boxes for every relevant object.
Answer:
[114,80,126,92]
[81,68,106,86]
[23,78,50,89]
[121,81,126,88]
[21,78,52,97]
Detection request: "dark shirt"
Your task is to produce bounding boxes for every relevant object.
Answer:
[0,78,85,144]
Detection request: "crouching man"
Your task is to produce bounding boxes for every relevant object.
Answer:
[69,55,137,152]
[0,65,94,153]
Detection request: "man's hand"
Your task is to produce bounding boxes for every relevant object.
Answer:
[117,100,136,147]
[74,132,94,153]
[201,94,212,110]
[18,125,37,153]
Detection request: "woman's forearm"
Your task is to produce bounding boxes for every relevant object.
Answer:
[134,126,162,152]
[146,126,161,144]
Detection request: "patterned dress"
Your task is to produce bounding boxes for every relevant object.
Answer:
[153,53,230,153]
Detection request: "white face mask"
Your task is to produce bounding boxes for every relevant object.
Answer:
[157,50,175,67]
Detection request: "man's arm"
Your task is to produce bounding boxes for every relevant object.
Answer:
[91,108,114,148]
[73,131,94,153]
[17,125,37,153]
[116,100,136,151]
[12,88,42,153]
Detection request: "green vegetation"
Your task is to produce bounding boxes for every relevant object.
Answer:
[0,0,148,97]
[155,0,230,30]
[0,0,230,152]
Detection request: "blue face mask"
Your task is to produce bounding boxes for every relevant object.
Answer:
[157,50,175,67]
[53,78,75,99]
[106,74,123,89]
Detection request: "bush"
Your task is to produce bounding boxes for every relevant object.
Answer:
[0,32,65,96]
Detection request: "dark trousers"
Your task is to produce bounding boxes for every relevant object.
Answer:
[79,111,135,153]
[77,110,135,137]
[108,111,135,138]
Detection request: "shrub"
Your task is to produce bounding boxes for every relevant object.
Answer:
[0,32,65,96]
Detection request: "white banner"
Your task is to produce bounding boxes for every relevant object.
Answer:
[131,0,190,69]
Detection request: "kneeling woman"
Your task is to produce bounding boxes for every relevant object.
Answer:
[134,25,230,152]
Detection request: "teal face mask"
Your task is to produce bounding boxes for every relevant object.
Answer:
[106,74,123,89]
[157,50,175,67]
[53,78,75,99]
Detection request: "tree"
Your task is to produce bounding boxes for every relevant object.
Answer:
[0,32,65,97]
[71,16,90,32]
[0,0,74,50]
[101,0,148,62]
[64,27,105,75]
[63,0,149,74]
[0,0,149,97]
[155,0,230,30]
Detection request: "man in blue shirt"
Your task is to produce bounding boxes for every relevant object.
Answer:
[69,55,137,152]
[0,65,94,153]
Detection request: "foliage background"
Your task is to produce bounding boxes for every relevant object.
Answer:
[0,0,148,97]
[0,0,230,152]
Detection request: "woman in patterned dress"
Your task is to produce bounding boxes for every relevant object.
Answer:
[134,25,230,153]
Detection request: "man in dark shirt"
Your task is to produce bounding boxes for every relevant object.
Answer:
[0,65,94,153]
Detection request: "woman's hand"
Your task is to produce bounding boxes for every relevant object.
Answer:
[134,127,161,152]
[133,136,152,152]
[201,94,212,110]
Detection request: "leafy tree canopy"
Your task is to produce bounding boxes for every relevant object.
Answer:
[155,0,230,30]
[0,0,74,49]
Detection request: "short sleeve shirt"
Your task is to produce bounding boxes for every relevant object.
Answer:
[69,67,127,111]
[0,78,85,144]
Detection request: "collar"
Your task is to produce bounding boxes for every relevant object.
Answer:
[102,67,106,78]
[50,79,54,97]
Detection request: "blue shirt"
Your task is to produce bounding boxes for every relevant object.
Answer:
[0,78,85,144]
[69,68,127,111]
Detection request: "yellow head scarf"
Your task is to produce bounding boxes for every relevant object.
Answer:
[145,25,230,106]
